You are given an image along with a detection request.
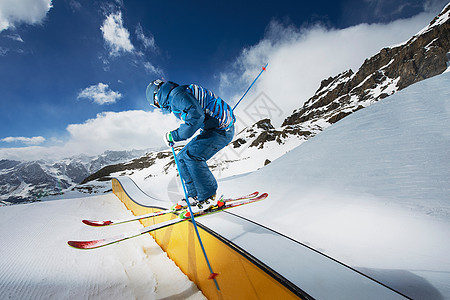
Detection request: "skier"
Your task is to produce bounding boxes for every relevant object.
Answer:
[146,79,235,213]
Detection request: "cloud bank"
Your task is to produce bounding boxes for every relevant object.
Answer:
[0,0,53,32]
[1,136,45,146]
[219,9,440,126]
[63,110,180,156]
[0,110,180,161]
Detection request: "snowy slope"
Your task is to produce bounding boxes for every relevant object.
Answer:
[212,72,450,298]
[0,194,205,300]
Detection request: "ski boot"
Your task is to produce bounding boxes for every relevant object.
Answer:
[171,196,197,211]
[180,195,225,218]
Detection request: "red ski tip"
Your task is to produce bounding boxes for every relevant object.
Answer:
[208,272,219,280]
[262,67,266,71]
[83,219,112,227]
[68,240,102,249]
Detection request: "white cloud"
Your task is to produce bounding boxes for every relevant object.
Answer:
[100,11,134,56]
[64,110,180,156]
[143,61,164,76]
[0,110,181,161]
[0,0,52,32]
[1,136,45,145]
[136,23,156,51]
[219,11,439,127]
[77,83,122,105]
[6,33,24,42]
[99,10,163,76]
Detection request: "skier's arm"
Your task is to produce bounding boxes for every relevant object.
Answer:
[171,90,204,141]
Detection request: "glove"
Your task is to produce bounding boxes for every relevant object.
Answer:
[164,131,175,147]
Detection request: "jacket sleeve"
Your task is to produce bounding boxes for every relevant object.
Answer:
[170,88,204,141]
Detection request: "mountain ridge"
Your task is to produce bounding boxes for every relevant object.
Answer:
[0,149,148,205]
[283,3,450,127]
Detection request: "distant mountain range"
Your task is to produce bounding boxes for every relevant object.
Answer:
[2,5,449,205]
[0,150,147,205]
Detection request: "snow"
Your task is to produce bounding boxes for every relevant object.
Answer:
[212,72,450,299]
[0,194,206,299]
[416,3,450,37]
[425,38,440,52]
[387,4,449,49]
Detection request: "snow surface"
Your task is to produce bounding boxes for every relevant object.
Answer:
[212,72,450,299]
[120,72,450,298]
[0,194,206,299]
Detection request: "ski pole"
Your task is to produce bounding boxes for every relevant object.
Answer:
[170,144,220,291]
[232,63,268,111]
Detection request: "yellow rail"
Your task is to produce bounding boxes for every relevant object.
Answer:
[112,178,301,300]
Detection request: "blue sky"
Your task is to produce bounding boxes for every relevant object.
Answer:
[0,0,447,160]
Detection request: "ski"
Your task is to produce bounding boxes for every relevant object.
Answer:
[68,192,268,250]
[68,218,182,250]
[82,191,259,227]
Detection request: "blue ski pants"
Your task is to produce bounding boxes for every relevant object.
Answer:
[177,125,235,202]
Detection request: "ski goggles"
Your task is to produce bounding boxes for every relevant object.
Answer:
[152,79,164,108]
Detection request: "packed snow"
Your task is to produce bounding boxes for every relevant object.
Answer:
[213,72,450,299]
[0,194,206,299]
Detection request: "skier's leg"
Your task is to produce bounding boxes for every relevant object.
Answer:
[181,126,234,201]
[182,150,217,201]
[177,147,198,198]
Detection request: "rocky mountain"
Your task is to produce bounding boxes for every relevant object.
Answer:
[222,3,449,174]
[283,4,450,127]
[0,150,148,205]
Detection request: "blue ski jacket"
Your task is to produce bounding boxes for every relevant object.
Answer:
[156,81,235,142]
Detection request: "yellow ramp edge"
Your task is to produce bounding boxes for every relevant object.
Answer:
[112,178,302,300]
